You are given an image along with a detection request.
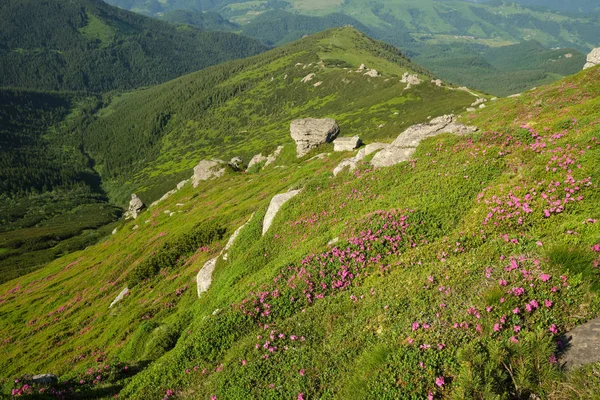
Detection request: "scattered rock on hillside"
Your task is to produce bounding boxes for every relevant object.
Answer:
[301,73,316,83]
[19,374,58,386]
[401,73,422,88]
[229,157,244,171]
[358,63,366,71]
[263,190,302,235]
[247,153,267,170]
[33,374,58,385]
[290,118,340,157]
[561,318,600,370]
[265,145,284,168]
[197,258,218,297]
[333,136,362,152]
[192,160,226,187]
[177,179,188,190]
[247,146,284,171]
[431,79,443,87]
[334,142,389,176]
[333,158,358,176]
[364,69,379,78]
[112,228,117,235]
[125,194,144,220]
[583,48,600,69]
[371,115,477,168]
[471,98,486,107]
[109,287,129,308]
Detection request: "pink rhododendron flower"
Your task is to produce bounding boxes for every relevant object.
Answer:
[435,376,445,387]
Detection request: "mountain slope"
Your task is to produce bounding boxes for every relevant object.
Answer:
[160,9,239,31]
[0,0,267,92]
[77,27,475,205]
[0,89,121,283]
[105,0,597,94]
[1,59,599,398]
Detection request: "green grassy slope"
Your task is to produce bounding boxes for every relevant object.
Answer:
[79,28,475,205]
[0,0,267,92]
[1,60,600,399]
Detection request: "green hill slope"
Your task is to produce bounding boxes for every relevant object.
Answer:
[1,56,599,398]
[0,89,121,283]
[0,0,267,92]
[78,27,475,205]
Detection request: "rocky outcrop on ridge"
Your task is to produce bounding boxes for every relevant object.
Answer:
[263,190,302,235]
[584,48,600,69]
[125,194,144,219]
[192,159,226,187]
[371,115,477,168]
[290,118,340,157]
[333,136,362,152]
[401,73,422,88]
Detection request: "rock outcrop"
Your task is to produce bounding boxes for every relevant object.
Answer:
[401,72,422,88]
[333,136,362,152]
[109,287,129,308]
[192,160,226,187]
[228,157,244,171]
[290,118,340,157]
[333,142,388,176]
[125,194,144,219]
[19,374,59,386]
[263,190,302,235]
[301,73,316,83]
[584,48,600,69]
[364,69,379,78]
[371,115,477,168]
[247,146,284,171]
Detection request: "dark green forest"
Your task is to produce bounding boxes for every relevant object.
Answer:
[0,0,267,92]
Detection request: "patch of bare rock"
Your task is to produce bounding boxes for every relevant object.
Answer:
[584,48,600,69]
[370,115,477,169]
[263,190,302,235]
[333,136,362,152]
[247,145,284,171]
[290,118,340,157]
[561,318,600,370]
[192,159,226,187]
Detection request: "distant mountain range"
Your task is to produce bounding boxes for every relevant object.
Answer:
[0,0,266,92]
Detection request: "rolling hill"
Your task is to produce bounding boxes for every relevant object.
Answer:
[1,27,600,399]
[0,0,267,92]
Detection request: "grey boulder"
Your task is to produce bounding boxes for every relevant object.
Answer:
[263,190,302,235]
[192,160,226,187]
[333,136,362,152]
[290,118,340,157]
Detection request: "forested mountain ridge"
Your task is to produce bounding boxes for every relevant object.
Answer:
[0,0,267,92]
